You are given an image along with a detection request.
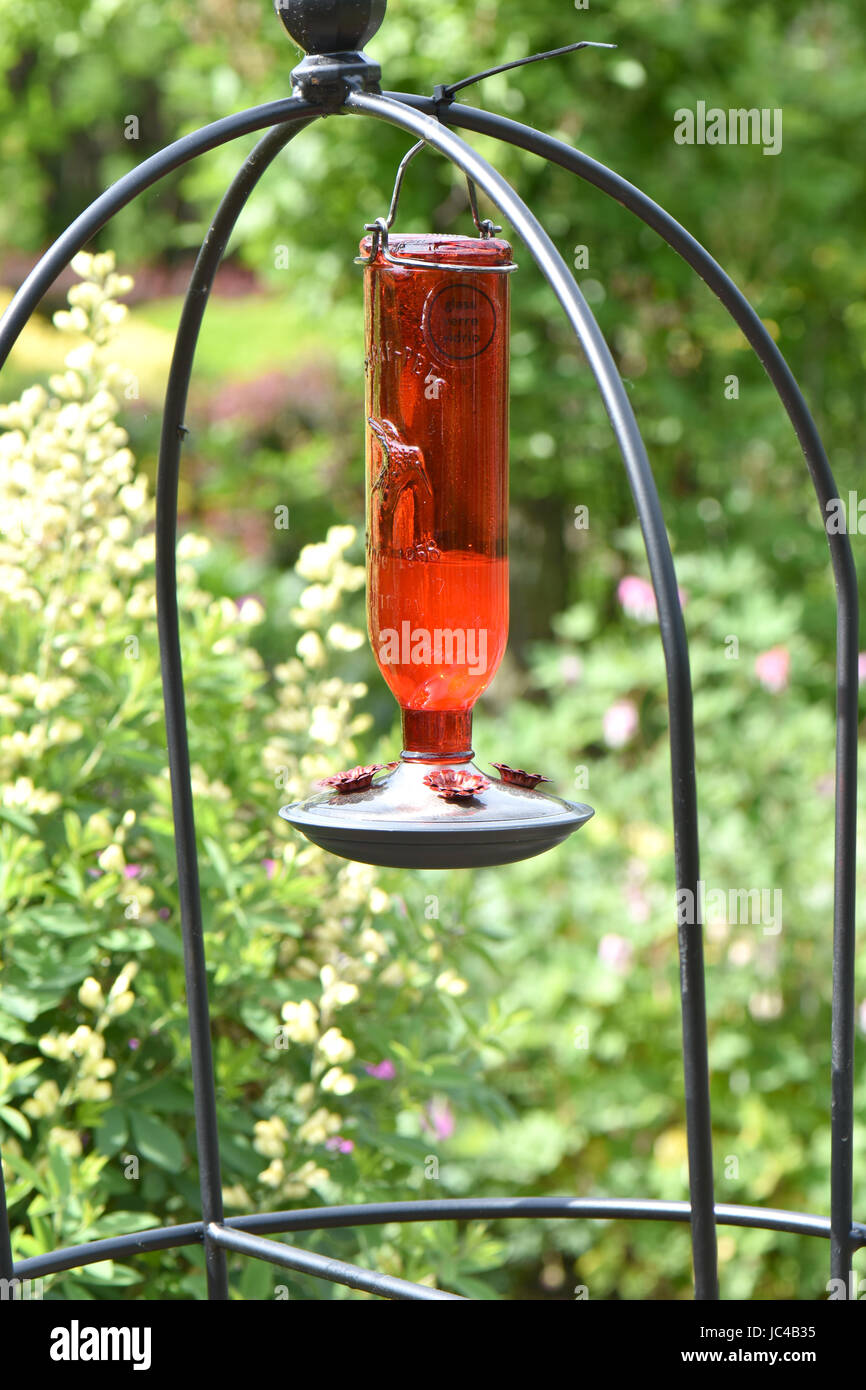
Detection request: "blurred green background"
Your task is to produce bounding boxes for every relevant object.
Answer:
[0,0,865,1300]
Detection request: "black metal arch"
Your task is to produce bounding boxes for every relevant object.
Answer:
[0,54,858,1303]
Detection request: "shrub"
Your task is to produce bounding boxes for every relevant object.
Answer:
[0,255,508,1299]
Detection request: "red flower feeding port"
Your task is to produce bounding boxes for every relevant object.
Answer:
[281,220,593,869]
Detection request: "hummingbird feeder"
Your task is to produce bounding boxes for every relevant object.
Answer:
[280,148,593,869]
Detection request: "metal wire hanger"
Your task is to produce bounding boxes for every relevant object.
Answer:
[355,140,518,271]
[357,37,615,272]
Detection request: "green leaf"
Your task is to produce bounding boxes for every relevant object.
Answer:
[0,1105,31,1140]
[74,1260,141,1286]
[86,1211,159,1237]
[47,1144,72,1201]
[94,1106,129,1156]
[237,1254,277,1301]
[131,1081,193,1115]
[0,806,38,833]
[129,1111,186,1171]
[22,906,96,938]
[0,987,44,1022]
[0,1012,29,1043]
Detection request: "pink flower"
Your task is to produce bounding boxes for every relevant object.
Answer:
[559,655,584,685]
[598,933,633,974]
[858,653,866,686]
[624,860,650,924]
[617,575,657,623]
[422,1097,455,1142]
[617,576,687,623]
[365,1059,396,1080]
[262,858,277,880]
[128,1038,141,1051]
[602,699,639,749]
[123,865,143,879]
[325,1136,355,1154]
[157,907,171,920]
[755,646,790,693]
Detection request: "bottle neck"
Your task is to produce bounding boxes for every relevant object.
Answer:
[400,710,474,763]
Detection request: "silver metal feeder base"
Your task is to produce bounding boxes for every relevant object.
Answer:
[280,757,594,869]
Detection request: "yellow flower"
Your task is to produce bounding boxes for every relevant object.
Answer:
[319,966,359,1012]
[317,1028,355,1065]
[97,844,125,874]
[296,542,335,582]
[48,1127,83,1159]
[253,1117,289,1158]
[68,1025,98,1057]
[280,999,319,1045]
[435,969,469,998]
[296,631,326,668]
[326,622,364,652]
[258,1158,286,1188]
[297,1108,341,1145]
[78,977,104,1012]
[320,1067,356,1096]
[77,1077,112,1102]
[23,1080,61,1119]
[360,927,388,960]
[38,1033,73,1062]
[326,524,356,552]
[292,1160,329,1191]
[222,1184,252,1209]
[106,991,135,1017]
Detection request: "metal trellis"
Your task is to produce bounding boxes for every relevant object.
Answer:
[0,0,860,1301]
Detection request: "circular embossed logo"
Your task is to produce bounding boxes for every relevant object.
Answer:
[425,283,498,361]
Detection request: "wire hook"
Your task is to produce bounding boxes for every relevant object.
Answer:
[355,140,513,269]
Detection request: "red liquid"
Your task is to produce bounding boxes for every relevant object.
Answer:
[362,234,512,759]
[369,550,508,709]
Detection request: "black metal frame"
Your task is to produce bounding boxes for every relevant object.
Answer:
[0,9,859,1301]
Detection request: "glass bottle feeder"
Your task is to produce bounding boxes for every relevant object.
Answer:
[281,163,593,869]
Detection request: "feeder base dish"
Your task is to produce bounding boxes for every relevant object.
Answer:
[280,758,594,869]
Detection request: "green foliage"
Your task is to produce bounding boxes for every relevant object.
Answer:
[0,259,509,1299]
[3,0,865,635]
[440,539,866,1299]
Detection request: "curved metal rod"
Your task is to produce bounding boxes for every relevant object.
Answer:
[12,1199,866,1283]
[0,91,319,1294]
[208,1224,463,1300]
[155,111,319,1301]
[234,1197,866,1249]
[386,93,860,1291]
[0,1158,12,1282]
[0,95,319,370]
[346,87,718,1301]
